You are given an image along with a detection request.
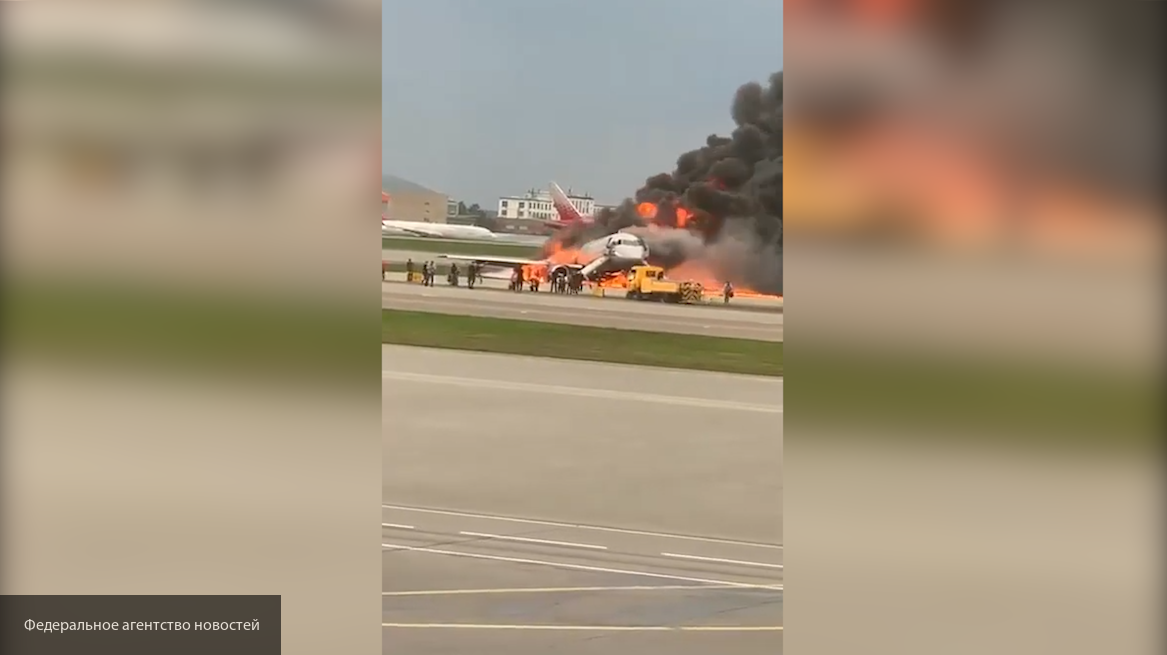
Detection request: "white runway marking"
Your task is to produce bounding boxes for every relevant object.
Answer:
[381,504,783,550]
[459,530,608,550]
[382,585,746,596]
[382,623,783,631]
[382,523,415,530]
[382,543,782,590]
[381,371,783,414]
[660,552,784,569]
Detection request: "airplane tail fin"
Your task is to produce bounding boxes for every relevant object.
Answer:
[548,181,586,228]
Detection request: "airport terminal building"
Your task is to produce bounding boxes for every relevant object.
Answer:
[497,187,595,221]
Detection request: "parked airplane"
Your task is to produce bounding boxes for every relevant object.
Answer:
[382,218,498,240]
[439,231,649,281]
[382,189,498,239]
[543,181,596,230]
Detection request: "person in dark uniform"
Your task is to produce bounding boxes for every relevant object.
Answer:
[405,259,415,282]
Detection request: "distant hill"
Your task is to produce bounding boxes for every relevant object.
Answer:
[382,174,442,196]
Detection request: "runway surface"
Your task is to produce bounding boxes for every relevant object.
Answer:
[381,279,783,341]
[383,345,783,654]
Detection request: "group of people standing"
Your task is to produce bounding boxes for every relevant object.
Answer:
[399,259,731,300]
[405,259,481,288]
[507,267,584,295]
[549,270,584,295]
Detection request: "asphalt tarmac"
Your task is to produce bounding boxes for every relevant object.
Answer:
[382,345,783,654]
[381,278,783,341]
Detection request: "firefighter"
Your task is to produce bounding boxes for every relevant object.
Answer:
[449,263,460,286]
[405,259,415,283]
[723,280,734,304]
[466,262,477,289]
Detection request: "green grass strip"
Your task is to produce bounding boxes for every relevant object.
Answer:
[382,237,540,258]
[382,309,783,377]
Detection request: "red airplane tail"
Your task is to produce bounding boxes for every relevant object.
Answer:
[546,181,588,229]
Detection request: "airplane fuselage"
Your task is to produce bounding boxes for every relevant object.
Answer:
[435,231,648,282]
[382,219,496,240]
[556,232,648,280]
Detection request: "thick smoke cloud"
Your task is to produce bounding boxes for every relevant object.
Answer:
[548,71,783,294]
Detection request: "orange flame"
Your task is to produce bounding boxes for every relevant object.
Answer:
[676,206,692,228]
[598,271,630,289]
[664,262,780,299]
[588,262,779,300]
[521,263,548,282]
[637,202,658,220]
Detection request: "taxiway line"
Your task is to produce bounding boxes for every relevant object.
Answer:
[382,504,783,550]
[382,543,782,590]
[459,531,608,550]
[660,552,784,569]
[382,623,783,631]
[382,585,743,596]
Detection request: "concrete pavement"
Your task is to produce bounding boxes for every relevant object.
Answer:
[382,345,782,653]
[381,278,784,341]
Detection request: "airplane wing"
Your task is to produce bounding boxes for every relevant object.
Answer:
[439,254,581,269]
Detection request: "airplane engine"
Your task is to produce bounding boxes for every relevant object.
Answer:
[548,264,571,281]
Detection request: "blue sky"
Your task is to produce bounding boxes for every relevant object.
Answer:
[383,0,782,206]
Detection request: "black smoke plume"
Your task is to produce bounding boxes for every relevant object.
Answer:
[547,71,783,294]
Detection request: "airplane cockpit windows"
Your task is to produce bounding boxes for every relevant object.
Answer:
[610,233,644,246]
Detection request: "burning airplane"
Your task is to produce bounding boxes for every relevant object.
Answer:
[544,71,783,296]
[439,231,648,282]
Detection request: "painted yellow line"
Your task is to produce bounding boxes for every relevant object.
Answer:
[383,585,748,596]
[382,623,783,631]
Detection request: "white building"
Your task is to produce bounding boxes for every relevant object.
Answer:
[497,187,595,221]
